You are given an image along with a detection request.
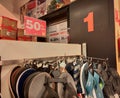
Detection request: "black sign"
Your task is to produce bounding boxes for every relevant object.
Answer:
[69,0,116,66]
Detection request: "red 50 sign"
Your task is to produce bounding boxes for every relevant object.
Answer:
[24,16,46,37]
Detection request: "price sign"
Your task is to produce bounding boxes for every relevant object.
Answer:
[24,16,46,37]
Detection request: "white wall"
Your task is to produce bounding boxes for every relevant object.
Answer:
[0,0,29,28]
[0,0,29,14]
[0,0,14,13]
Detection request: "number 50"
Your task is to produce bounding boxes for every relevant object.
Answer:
[26,20,41,31]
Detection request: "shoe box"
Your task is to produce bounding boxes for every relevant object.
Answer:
[0,16,17,30]
[0,28,17,40]
[0,16,17,40]
[17,28,32,41]
[20,0,48,19]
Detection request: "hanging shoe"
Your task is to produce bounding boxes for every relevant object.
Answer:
[85,71,95,98]
[57,72,78,98]
[80,62,88,97]
[94,71,104,98]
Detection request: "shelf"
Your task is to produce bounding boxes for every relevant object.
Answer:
[0,40,81,61]
[39,5,69,21]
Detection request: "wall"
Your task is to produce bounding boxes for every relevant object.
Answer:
[69,0,116,66]
[0,0,29,14]
[0,0,29,28]
[0,0,14,13]
[0,4,17,19]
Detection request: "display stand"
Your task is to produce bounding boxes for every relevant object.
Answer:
[0,40,81,98]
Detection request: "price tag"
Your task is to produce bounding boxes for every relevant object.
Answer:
[24,16,46,37]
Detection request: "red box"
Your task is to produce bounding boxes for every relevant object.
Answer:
[0,16,17,31]
[17,28,32,41]
[0,28,17,40]
[31,36,37,42]
[17,36,32,41]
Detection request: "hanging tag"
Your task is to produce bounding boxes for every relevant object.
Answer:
[82,43,87,57]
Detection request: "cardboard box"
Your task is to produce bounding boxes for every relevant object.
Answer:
[17,29,25,36]
[20,0,76,21]
[27,0,48,18]
[20,0,37,23]
[47,21,69,43]
[27,0,37,18]
[62,0,76,5]
[0,28,17,40]
[20,0,51,19]
[48,0,76,12]
[17,29,32,41]
[32,36,38,42]
[0,16,17,30]
[17,36,32,41]
[37,0,50,18]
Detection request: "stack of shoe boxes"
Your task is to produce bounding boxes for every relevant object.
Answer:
[20,0,76,19]
[0,16,17,40]
[0,16,37,42]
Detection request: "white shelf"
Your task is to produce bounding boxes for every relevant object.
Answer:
[0,40,81,61]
